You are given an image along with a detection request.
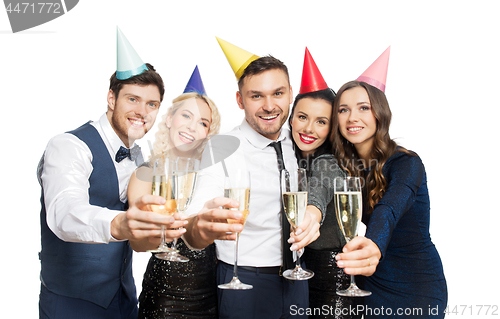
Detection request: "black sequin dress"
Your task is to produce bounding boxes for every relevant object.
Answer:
[304,154,362,319]
[138,239,218,319]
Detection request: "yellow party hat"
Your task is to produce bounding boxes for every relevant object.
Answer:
[216,37,260,80]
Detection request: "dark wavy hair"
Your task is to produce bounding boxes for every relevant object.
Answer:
[289,88,336,171]
[109,63,165,102]
[331,80,414,213]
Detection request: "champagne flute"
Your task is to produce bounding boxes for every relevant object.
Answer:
[218,169,252,290]
[281,168,314,280]
[334,176,371,297]
[160,157,200,262]
[147,158,177,255]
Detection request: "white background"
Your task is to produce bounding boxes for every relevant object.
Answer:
[1,1,499,317]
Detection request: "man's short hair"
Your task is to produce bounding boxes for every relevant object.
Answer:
[109,63,165,101]
[238,55,290,91]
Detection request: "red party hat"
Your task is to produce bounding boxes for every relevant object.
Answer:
[357,46,391,92]
[299,47,328,94]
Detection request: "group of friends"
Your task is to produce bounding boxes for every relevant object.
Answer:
[37,28,448,319]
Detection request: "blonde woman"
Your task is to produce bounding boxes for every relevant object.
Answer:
[128,67,222,318]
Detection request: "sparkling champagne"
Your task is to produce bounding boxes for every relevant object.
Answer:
[176,171,197,213]
[335,191,362,241]
[282,191,308,229]
[224,188,250,225]
[150,175,177,215]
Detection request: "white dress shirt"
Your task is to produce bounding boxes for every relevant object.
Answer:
[187,119,298,267]
[41,114,139,243]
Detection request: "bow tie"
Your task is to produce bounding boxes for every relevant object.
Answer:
[115,145,141,163]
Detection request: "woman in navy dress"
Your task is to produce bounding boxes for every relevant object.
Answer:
[332,80,447,318]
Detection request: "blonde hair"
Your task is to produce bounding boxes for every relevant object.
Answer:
[151,92,221,161]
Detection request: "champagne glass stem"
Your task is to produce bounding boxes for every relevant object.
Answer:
[295,250,301,270]
[160,225,167,249]
[233,233,240,279]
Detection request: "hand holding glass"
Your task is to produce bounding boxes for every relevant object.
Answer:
[281,168,314,280]
[159,157,199,262]
[334,176,371,297]
[147,158,178,258]
[218,169,252,290]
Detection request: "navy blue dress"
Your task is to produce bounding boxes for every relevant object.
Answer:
[362,151,447,318]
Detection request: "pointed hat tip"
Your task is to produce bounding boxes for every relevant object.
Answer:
[183,65,206,95]
[215,37,259,80]
[299,46,328,94]
[116,27,147,80]
[357,46,391,92]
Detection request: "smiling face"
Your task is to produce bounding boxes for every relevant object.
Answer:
[166,97,212,157]
[337,86,377,158]
[107,84,161,147]
[290,97,332,157]
[236,68,293,140]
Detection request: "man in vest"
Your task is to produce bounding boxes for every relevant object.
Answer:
[38,28,184,318]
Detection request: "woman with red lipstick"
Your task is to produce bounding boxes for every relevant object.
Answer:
[288,48,361,319]
[332,77,447,317]
[127,67,222,319]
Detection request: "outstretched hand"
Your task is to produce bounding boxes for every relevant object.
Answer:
[288,207,320,252]
[335,236,381,276]
[183,197,245,249]
[111,194,187,242]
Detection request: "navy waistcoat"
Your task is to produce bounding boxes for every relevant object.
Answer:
[39,122,136,308]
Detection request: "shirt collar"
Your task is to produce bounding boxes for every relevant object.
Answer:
[240,118,289,150]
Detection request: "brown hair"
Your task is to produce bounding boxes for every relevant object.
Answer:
[238,55,290,91]
[331,80,413,213]
[109,63,165,102]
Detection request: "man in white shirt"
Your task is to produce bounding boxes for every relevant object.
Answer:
[38,63,185,319]
[184,56,321,318]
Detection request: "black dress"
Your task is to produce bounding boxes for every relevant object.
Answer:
[304,154,362,319]
[138,239,218,319]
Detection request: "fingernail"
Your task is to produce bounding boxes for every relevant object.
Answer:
[295,228,303,236]
[287,237,295,243]
[183,220,189,225]
[290,244,297,251]
[337,261,344,267]
[180,228,187,233]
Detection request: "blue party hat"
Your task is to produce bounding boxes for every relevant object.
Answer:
[183,66,207,95]
[116,27,148,80]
